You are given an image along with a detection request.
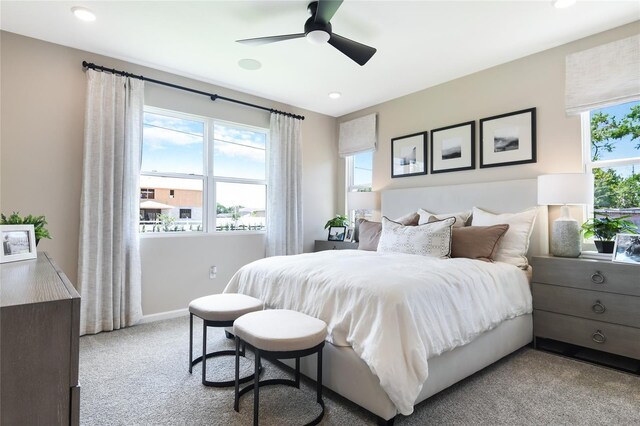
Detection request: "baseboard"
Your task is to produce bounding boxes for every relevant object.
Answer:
[139,308,188,324]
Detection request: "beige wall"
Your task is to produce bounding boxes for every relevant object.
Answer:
[337,21,640,227]
[0,31,338,315]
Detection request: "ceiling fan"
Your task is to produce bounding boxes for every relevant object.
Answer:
[236,0,377,66]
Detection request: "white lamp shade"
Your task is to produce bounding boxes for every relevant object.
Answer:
[347,191,380,211]
[537,173,593,206]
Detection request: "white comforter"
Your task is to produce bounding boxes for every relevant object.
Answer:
[224,250,532,415]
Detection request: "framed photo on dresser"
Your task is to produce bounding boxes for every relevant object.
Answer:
[613,233,640,264]
[480,107,536,168]
[0,224,37,263]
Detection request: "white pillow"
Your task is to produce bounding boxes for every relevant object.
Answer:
[418,208,471,228]
[377,216,455,258]
[471,207,537,269]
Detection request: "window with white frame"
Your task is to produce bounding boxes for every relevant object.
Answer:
[583,100,640,230]
[346,151,373,222]
[140,107,267,233]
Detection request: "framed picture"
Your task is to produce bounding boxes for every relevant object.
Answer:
[479,107,536,168]
[612,233,640,264]
[1,225,37,264]
[345,227,354,242]
[328,226,346,241]
[430,121,475,174]
[391,131,427,178]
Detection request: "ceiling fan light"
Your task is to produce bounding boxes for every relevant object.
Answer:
[306,30,330,45]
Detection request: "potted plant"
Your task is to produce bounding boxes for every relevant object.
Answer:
[1,211,52,245]
[581,214,638,253]
[324,214,349,241]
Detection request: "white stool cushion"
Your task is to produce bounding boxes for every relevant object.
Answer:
[233,310,327,352]
[189,293,263,322]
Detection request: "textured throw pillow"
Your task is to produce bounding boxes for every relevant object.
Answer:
[451,225,510,262]
[471,207,537,269]
[418,208,471,228]
[377,216,455,258]
[357,219,382,251]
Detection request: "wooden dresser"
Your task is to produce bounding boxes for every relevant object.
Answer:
[531,255,639,362]
[1,252,81,425]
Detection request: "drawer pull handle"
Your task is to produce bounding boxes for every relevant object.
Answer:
[592,301,606,314]
[592,330,606,344]
[590,271,605,284]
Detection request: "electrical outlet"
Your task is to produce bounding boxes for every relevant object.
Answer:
[209,265,217,279]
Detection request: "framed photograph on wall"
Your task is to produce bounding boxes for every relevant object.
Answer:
[1,224,37,264]
[612,233,640,264]
[328,226,346,242]
[391,131,427,178]
[479,107,536,168]
[430,121,475,174]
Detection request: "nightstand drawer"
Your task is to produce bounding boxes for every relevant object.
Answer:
[532,283,640,328]
[534,311,640,360]
[531,256,640,296]
[314,240,359,251]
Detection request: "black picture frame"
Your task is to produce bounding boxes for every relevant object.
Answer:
[328,226,346,241]
[479,107,536,168]
[430,121,475,174]
[391,131,428,178]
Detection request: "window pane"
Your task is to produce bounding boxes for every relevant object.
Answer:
[593,165,640,209]
[590,101,640,162]
[213,123,266,180]
[216,182,265,231]
[139,175,204,233]
[142,112,204,175]
[353,151,373,188]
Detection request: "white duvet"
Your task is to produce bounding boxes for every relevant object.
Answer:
[224,250,532,415]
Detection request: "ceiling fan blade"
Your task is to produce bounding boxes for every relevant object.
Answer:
[314,0,343,24]
[328,33,376,66]
[236,33,305,46]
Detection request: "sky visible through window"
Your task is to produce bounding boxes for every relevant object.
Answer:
[590,101,639,178]
[353,151,373,187]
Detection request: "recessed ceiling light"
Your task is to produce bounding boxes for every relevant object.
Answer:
[238,58,262,71]
[71,6,96,22]
[328,92,341,99]
[552,0,576,9]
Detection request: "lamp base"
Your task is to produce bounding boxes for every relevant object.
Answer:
[551,217,581,258]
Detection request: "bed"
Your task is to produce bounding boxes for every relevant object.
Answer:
[224,179,548,424]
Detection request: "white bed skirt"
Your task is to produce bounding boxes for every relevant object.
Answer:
[282,313,533,422]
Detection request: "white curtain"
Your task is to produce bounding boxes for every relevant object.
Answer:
[78,70,144,335]
[338,113,377,157]
[266,114,303,256]
[565,34,640,115]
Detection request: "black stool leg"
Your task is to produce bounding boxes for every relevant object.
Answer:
[202,322,207,384]
[295,357,300,388]
[188,313,193,374]
[317,348,323,403]
[254,349,260,426]
[234,336,240,412]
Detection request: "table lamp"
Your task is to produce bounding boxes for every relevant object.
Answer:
[537,173,593,257]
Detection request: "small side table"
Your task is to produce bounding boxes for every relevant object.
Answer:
[314,240,359,252]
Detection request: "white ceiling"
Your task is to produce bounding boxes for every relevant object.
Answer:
[1,1,638,117]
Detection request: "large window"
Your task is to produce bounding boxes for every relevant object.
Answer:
[140,107,267,233]
[584,100,640,230]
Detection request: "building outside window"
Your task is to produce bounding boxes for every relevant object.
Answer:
[584,100,640,229]
[139,107,267,233]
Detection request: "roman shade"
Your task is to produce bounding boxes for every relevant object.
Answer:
[338,113,377,157]
[565,34,640,115]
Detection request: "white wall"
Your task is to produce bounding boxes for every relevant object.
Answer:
[336,21,640,229]
[0,31,338,316]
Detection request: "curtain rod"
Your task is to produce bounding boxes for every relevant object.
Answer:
[82,61,305,121]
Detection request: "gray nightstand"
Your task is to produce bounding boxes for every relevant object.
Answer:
[314,240,359,252]
[531,255,639,361]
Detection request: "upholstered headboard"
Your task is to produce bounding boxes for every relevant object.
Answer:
[381,179,549,258]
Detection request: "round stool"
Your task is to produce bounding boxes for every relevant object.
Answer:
[233,309,327,426]
[188,293,263,387]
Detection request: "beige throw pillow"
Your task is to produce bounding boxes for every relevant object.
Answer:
[377,216,455,258]
[357,220,382,251]
[418,208,471,227]
[451,225,510,262]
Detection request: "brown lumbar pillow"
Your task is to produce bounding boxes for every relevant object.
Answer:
[451,224,510,262]
[357,219,383,251]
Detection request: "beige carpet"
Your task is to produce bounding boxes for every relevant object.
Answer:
[79,316,640,425]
